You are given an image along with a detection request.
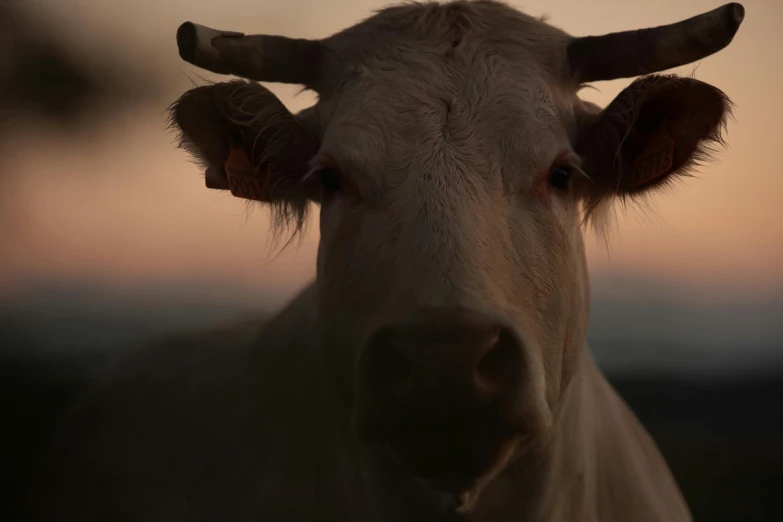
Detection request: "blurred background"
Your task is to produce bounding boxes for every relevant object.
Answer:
[0,0,780,520]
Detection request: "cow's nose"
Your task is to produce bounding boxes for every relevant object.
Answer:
[359,308,521,408]
[355,309,531,490]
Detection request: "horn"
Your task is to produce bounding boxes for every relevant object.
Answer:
[175,22,326,85]
[567,3,745,83]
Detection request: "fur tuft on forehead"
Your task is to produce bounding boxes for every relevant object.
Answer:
[319,0,573,94]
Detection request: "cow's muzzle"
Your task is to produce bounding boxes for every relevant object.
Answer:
[354,308,539,493]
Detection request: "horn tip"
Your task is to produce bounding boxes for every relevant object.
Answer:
[176,22,198,61]
[729,3,745,27]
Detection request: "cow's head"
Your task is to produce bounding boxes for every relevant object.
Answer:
[169,0,743,509]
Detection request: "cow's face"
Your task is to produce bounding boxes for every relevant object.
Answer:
[169,0,741,510]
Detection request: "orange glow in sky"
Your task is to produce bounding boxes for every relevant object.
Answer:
[1,0,780,303]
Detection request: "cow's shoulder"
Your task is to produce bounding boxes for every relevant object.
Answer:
[27,286,326,522]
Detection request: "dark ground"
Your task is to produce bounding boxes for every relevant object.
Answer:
[1,351,781,522]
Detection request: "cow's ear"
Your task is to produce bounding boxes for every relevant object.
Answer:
[575,75,732,203]
[168,80,321,208]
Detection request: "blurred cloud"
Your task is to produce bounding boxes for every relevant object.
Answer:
[0,1,165,138]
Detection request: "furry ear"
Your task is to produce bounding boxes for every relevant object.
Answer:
[575,75,732,211]
[168,80,321,233]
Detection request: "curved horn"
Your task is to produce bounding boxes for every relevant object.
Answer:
[176,22,326,85]
[567,3,745,83]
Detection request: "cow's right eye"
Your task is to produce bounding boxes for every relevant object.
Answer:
[548,166,572,191]
[320,168,342,194]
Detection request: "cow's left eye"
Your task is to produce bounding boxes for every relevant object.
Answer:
[548,166,571,191]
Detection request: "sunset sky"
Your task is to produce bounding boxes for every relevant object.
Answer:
[1,0,781,309]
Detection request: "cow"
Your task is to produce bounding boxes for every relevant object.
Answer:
[25,1,744,521]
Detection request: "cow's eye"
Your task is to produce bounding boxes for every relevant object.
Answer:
[548,166,571,191]
[320,168,342,194]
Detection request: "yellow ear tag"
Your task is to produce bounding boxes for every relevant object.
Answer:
[224,146,269,201]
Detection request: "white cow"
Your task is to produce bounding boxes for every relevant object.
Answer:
[26,1,744,521]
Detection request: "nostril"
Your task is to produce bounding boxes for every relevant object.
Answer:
[476,329,519,393]
[370,339,412,390]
